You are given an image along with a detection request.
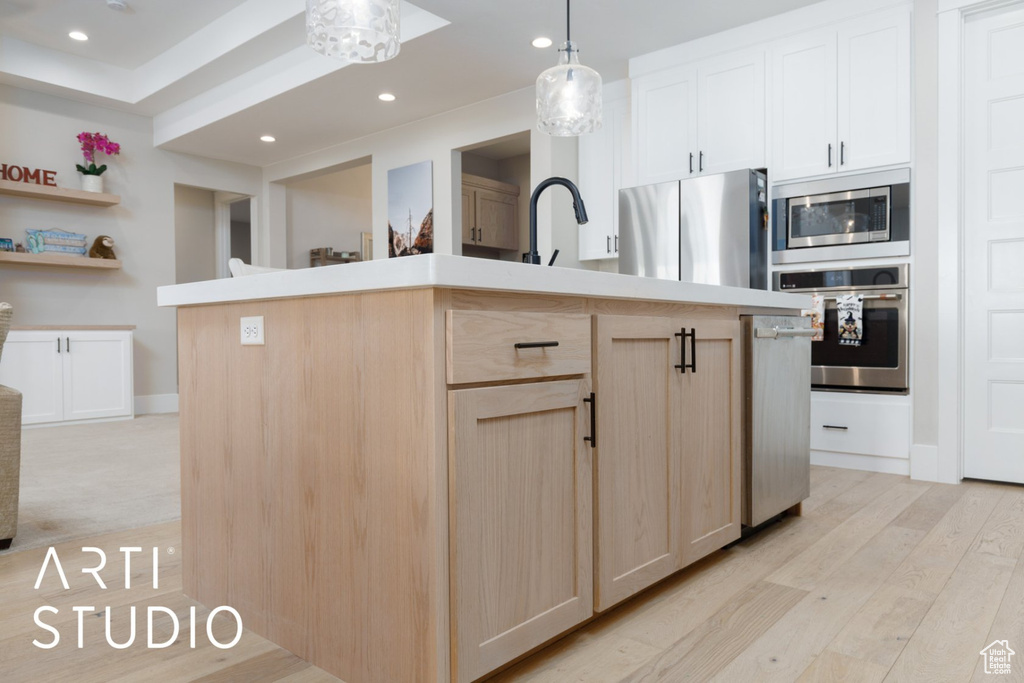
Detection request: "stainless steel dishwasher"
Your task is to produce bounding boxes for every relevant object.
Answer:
[741,315,813,527]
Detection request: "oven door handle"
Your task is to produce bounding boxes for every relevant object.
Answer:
[821,293,903,302]
[755,327,818,339]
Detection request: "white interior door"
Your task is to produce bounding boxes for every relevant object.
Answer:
[963,5,1024,482]
[0,332,64,424]
[62,332,134,422]
[772,30,838,181]
[698,49,766,175]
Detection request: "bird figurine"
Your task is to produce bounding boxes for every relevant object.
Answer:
[89,235,117,260]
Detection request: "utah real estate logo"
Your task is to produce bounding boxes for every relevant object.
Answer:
[980,640,1015,675]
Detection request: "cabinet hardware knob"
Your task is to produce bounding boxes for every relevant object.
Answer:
[514,341,559,349]
[674,328,697,374]
[583,392,597,448]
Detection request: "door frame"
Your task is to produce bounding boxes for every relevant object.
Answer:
[936,0,1024,483]
[213,191,258,278]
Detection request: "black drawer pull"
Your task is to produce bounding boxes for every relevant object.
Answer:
[515,341,559,350]
[823,425,848,431]
[584,393,596,448]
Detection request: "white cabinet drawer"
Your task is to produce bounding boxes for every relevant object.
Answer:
[810,393,910,459]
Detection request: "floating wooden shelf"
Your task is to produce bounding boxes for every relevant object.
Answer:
[0,179,121,207]
[0,251,121,270]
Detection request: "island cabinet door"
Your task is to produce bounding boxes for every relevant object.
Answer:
[674,318,743,568]
[449,379,594,683]
[592,315,681,612]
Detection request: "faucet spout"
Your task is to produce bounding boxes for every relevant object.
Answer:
[526,177,589,265]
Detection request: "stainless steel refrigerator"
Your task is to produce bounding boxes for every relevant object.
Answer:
[618,169,769,289]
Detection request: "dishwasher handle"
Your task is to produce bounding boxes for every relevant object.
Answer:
[755,327,817,339]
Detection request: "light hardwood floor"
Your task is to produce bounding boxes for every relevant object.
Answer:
[2,466,1022,682]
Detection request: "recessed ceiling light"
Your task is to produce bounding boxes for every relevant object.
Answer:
[532,37,553,48]
[378,93,396,102]
[260,135,276,143]
[69,31,89,41]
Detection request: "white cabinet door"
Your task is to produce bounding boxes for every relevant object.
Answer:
[634,65,698,185]
[698,50,766,175]
[772,31,838,181]
[0,332,64,424]
[62,332,134,422]
[579,96,629,261]
[836,11,911,172]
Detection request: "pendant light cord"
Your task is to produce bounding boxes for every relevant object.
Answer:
[566,0,571,43]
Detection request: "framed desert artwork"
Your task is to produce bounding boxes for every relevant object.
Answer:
[387,160,433,257]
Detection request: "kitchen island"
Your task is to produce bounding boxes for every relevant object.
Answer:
[157,254,809,683]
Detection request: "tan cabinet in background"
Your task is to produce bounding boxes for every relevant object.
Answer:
[592,314,741,611]
[462,174,520,252]
[448,379,594,683]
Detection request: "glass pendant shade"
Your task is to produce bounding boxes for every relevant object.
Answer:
[306,0,400,63]
[536,41,603,136]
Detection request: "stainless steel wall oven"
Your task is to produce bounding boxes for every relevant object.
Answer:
[774,265,909,394]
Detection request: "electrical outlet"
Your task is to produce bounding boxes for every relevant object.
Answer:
[240,316,265,346]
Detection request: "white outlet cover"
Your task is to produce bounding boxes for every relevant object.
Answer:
[240,316,265,345]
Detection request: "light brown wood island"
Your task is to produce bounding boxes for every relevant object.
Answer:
[157,254,809,683]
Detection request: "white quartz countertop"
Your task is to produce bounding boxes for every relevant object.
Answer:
[157,254,810,310]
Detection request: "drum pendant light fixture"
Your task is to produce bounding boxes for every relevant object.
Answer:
[306,0,401,63]
[536,0,603,136]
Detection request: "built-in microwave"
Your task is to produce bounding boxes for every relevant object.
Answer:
[788,186,890,248]
[771,169,910,262]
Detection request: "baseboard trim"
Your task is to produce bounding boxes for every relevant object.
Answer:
[909,443,956,484]
[811,450,911,476]
[135,393,179,415]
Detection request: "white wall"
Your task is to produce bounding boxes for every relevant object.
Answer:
[285,163,372,269]
[0,84,262,405]
[262,87,591,273]
[174,185,216,285]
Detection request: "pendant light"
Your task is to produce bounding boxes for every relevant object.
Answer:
[306,0,401,63]
[536,0,603,136]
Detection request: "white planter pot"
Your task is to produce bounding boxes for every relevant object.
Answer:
[81,175,104,193]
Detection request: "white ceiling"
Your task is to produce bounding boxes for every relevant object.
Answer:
[0,0,826,167]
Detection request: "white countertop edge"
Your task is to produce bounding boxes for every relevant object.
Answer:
[157,254,811,311]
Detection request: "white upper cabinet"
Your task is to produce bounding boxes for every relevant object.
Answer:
[578,88,632,261]
[634,51,765,185]
[773,31,839,181]
[837,11,911,172]
[698,50,766,175]
[634,65,698,185]
[772,9,911,182]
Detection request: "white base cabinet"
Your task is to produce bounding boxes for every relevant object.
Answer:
[0,330,134,425]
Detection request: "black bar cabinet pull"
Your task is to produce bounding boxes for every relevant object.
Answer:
[607,235,611,253]
[823,425,848,431]
[583,393,596,448]
[57,337,61,354]
[66,337,70,353]
[514,341,559,350]
[674,328,697,374]
[689,152,694,174]
[614,234,618,252]
[699,151,704,173]
[840,141,845,165]
[828,143,833,167]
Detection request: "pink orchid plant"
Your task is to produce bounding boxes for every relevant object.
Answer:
[76,132,121,176]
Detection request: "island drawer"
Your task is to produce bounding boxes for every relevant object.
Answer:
[446,310,592,384]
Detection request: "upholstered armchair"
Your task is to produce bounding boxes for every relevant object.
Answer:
[0,303,21,550]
